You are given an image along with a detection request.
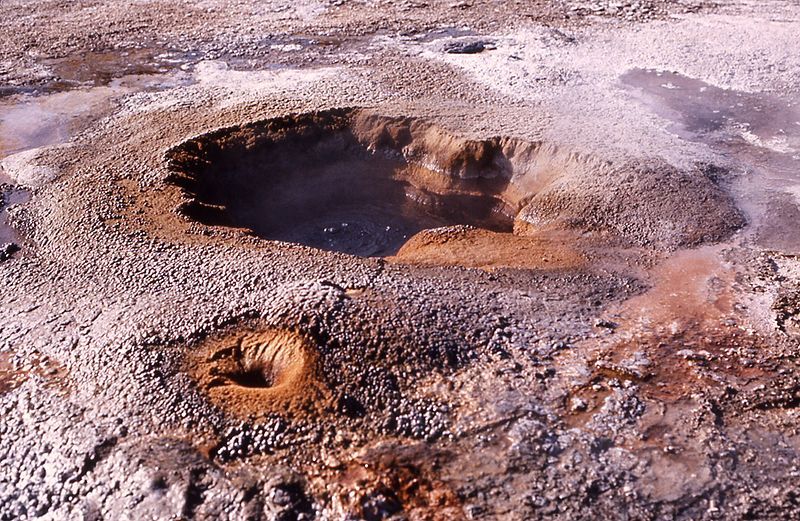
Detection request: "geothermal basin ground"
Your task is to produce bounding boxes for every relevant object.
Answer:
[2,0,800,519]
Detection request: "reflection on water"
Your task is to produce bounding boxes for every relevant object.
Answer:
[0,50,199,255]
[0,72,192,160]
[0,185,31,247]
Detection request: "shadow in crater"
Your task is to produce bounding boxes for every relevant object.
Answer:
[167,109,515,257]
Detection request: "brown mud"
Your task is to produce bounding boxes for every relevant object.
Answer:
[0,352,24,396]
[165,107,744,262]
[188,327,328,418]
[393,225,586,271]
[313,442,463,520]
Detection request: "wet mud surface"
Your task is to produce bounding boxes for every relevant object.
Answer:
[622,68,800,253]
[0,48,200,98]
[2,1,800,520]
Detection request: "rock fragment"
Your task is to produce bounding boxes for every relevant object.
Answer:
[444,40,494,54]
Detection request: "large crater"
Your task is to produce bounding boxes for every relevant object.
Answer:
[166,108,534,257]
[166,108,745,257]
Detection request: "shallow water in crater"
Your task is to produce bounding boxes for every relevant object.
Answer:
[169,111,519,258]
[206,155,513,257]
